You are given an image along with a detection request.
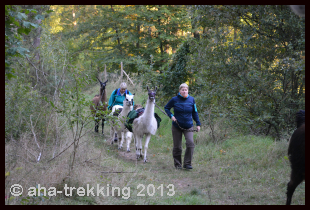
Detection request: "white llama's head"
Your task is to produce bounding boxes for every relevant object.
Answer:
[124,93,135,107]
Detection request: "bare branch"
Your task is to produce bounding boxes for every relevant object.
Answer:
[47,140,75,162]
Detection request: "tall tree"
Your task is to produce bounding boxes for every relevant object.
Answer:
[188,5,305,139]
[5,5,44,81]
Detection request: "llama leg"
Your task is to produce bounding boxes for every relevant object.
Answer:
[134,135,138,158]
[135,135,142,159]
[118,131,124,150]
[143,134,151,163]
[286,169,304,205]
[101,119,105,135]
[136,136,141,159]
[114,132,118,142]
[95,120,99,132]
[132,134,136,153]
[138,136,143,158]
[126,132,133,152]
[110,124,115,144]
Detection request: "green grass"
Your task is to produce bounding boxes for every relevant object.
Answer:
[6,79,305,205]
[63,118,303,204]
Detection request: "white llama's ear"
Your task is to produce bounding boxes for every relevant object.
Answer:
[133,93,135,96]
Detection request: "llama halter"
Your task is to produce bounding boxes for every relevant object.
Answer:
[147,86,157,102]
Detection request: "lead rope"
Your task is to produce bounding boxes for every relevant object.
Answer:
[154,102,198,132]
[154,102,169,117]
[174,120,198,132]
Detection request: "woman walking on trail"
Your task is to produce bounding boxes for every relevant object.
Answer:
[108,82,135,141]
[164,83,201,170]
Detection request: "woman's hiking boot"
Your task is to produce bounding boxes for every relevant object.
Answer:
[183,165,193,169]
[175,165,182,170]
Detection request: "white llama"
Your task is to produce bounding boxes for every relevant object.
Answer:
[110,93,134,152]
[132,86,158,162]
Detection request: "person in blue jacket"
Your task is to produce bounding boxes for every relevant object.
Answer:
[108,82,134,141]
[107,82,135,110]
[164,83,201,170]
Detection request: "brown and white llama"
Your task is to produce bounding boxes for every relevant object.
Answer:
[90,78,108,134]
[132,86,158,162]
[110,93,134,152]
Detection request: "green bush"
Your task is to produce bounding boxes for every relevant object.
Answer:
[5,81,51,142]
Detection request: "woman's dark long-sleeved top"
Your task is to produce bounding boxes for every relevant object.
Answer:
[164,93,201,129]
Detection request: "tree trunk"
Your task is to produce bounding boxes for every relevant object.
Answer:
[110,5,122,55]
[157,5,163,56]
[191,16,200,40]
[136,23,140,49]
[203,27,208,39]
[21,5,43,88]
[33,18,41,62]
[215,17,219,43]
[31,5,42,62]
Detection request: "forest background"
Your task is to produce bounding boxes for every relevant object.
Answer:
[5,5,304,205]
